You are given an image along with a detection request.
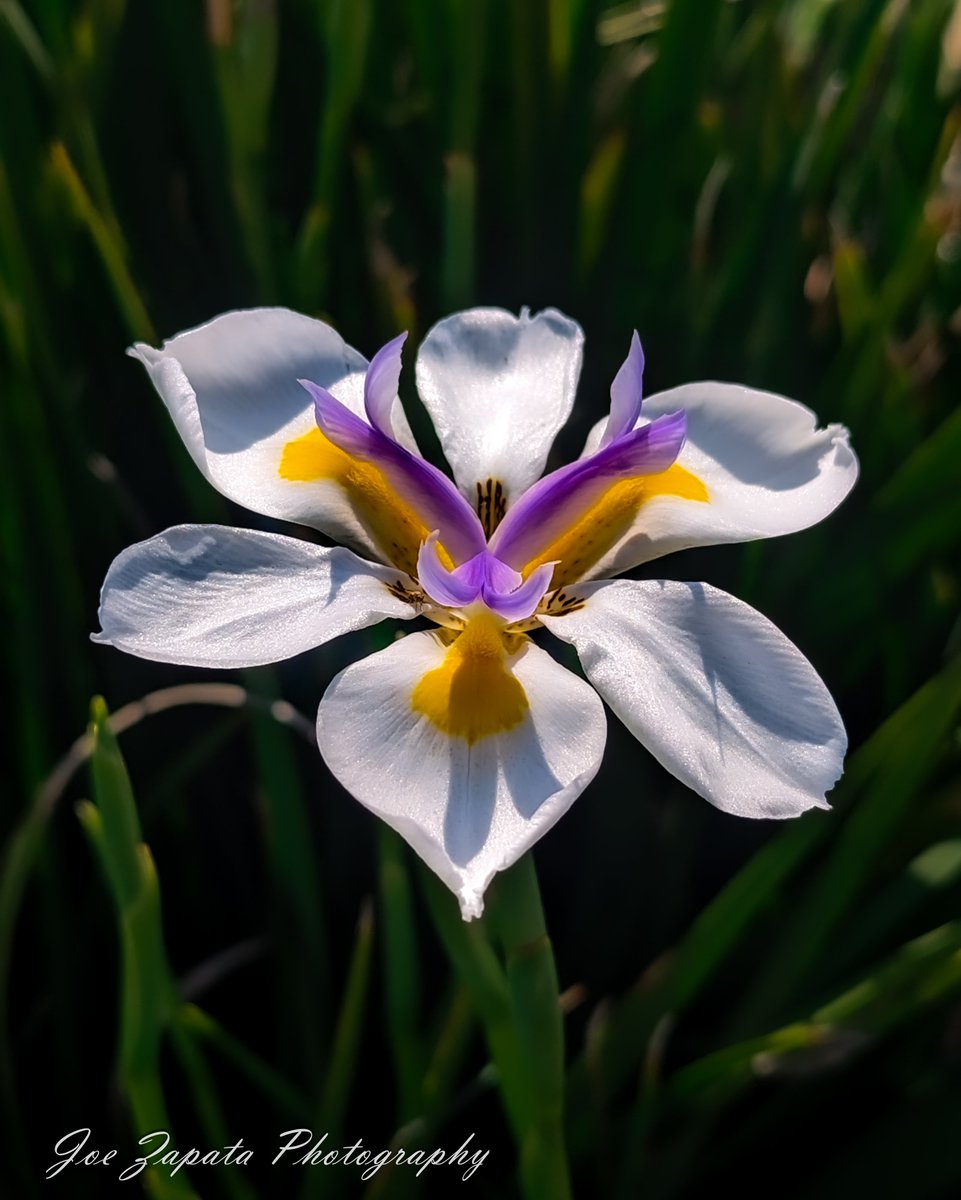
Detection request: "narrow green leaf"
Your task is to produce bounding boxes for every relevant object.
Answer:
[48,142,155,341]
[246,679,331,1087]
[296,0,372,306]
[378,828,424,1121]
[487,856,572,1200]
[300,899,375,1200]
[418,865,526,1138]
[669,922,961,1105]
[83,699,196,1200]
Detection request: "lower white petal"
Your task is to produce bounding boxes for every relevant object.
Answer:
[316,629,606,918]
[94,525,418,668]
[542,579,845,818]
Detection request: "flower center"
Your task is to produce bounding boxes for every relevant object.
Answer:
[417,536,556,622]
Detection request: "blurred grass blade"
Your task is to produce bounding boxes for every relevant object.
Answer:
[441,0,486,308]
[418,865,527,1139]
[208,0,278,297]
[419,983,476,1118]
[301,898,375,1200]
[547,0,589,90]
[296,0,371,306]
[832,238,875,340]
[577,650,961,1106]
[488,855,572,1200]
[829,837,961,968]
[0,0,53,80]
[48,141,154,341]
[168,1020,259,1200]
[178,1002,310,1119]
[733,652,961,1032]
[578,131,627,281]
[669,922,961,1105]
[80,697,196,1200]
[245,674,331,1088]
[378,827,424,1121]
[442,152,477,310]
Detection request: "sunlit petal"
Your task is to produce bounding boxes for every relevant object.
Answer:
[316,625,606,918]
[415,307,584,528]
[578,381,858,575]
[94,525,418,668]
[129,308,420,559]
[543,579,846,818]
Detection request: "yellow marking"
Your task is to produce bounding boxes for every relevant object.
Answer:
[411,614,529,744]
[280,427,452,575]
[525,464,709,589]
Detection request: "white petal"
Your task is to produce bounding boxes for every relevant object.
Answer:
[130,307,419,555]
[316,630,606,918]
[94,525,418,668]
[542,579,846,818]
[415,306,584,509]
[579,382,858,575]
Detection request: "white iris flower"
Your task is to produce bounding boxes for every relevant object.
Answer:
[95,306,858,919]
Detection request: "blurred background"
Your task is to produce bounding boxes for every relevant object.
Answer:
[3,0,961,1196]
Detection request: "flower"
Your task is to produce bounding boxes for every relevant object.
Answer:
[94,306,858,919]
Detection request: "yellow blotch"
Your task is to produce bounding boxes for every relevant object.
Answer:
[280,427,451,576]
[411,614,529,744]
[525,463,709,589]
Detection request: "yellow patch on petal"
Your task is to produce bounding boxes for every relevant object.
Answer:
[280,427,452,576]
[411,614,529,744]
[525,463,709,589]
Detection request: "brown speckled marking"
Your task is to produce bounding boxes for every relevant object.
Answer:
[385,579,427,606]
[475,478,507,538]
[542,589,587,617]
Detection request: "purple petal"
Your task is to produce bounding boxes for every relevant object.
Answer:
[418,538,556,622]
[602,331,645,448]
[481,555,523,594]
[364,332,408,437]
[482,561,557,622]
[418,536,485,607]
[489,410,688,570]
[299,379,486,563]
[301,377,380,458]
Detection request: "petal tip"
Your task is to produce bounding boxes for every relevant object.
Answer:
[827,422,859,470]
[458,886,485,921]
[126,342,158,365]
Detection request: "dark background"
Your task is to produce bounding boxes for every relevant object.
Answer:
[3,1,961,1197]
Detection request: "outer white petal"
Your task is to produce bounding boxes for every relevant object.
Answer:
[130,307,419,555]
[579,382,858,574]
[542,579,846,818]
[316,630,606,918]
[94,525,418,668]
[415,306,584,507]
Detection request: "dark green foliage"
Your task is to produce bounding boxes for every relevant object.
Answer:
[2,1,961,1196]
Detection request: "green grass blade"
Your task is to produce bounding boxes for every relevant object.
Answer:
[487,855,572,1200]
[300,898,375,1200]
[81,698,196,1199]
[378,827,424,1121]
